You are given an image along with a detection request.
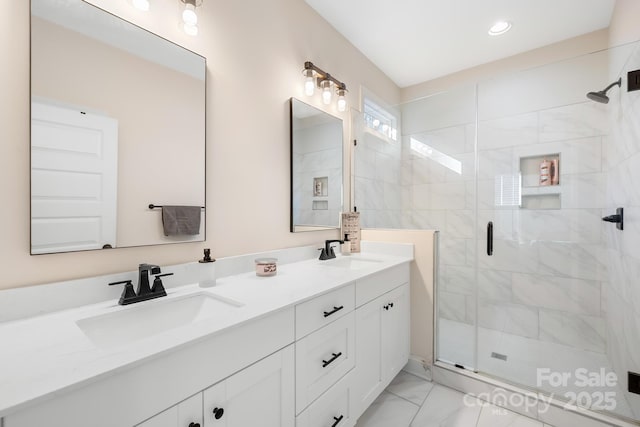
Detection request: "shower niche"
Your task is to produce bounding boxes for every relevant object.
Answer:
[519,153,561,209]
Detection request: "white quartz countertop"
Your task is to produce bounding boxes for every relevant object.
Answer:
[0,251,412,418]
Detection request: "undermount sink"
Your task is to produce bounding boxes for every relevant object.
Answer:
[321,257,383,270]
[76,293,243,348]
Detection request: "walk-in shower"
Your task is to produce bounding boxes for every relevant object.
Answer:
[354,40,640,424]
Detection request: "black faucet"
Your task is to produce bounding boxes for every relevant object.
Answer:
[319,239,344,260]
[108,263,173,305]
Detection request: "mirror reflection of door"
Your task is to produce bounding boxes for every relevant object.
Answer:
[31,102,118,254]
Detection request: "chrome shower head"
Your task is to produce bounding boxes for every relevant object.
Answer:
[587,78,622,104]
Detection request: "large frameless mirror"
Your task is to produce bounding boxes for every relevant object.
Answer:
[30,0,206,254]
[290,98,343,232]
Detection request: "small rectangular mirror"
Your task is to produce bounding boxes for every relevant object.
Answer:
[290,98,344,232]
[30,0,206,254]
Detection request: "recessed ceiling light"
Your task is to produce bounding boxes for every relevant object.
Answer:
[488,21,512,36]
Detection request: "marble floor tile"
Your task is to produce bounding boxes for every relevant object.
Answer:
[410,384,482,427]
[477,404,544,427]
[386,371,435,405]
[356,391,419,427]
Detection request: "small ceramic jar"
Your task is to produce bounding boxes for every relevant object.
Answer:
[255,258,277,277]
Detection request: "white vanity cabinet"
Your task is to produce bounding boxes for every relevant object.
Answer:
[137,393,203,427]
[202,345,295,427]
[353,265,410,419]
[136,346,294,427]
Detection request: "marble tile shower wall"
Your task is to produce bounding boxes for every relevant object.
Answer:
[473,100,609,355]
[603,40,640,419]
[354,131,406,228]
[403,99,610,355]
[292,124,342,226]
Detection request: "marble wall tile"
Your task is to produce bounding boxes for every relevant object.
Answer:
[383,182,403,210]
[478,239,539,275]
[511,273,601,316]
[478,112,539,150]
[560,173,606,209]
[512,209,602,244]
[412,157,448,184]
[445,152,475,183]
[441,265,475,295]
[478,148,515,180]
[446,210,474,239]
[439,291,468,323]
[478,301,539,339]
[539,310,605,353]
[412,210,447,230]
[354,146,377,180]
[375,151,401,184]
[537,242,607,281]
[478,269,513,302]
[355,177,385,210]
[300,148,342,172]
[558,137,602,175]
[539,102,608,142]
[412,125,467,155]
[413,182,466,210]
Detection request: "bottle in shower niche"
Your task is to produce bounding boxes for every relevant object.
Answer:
[551,158,559,185]
[539,159,551,186]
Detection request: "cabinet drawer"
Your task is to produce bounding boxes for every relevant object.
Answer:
[295,312,355,414]
[355,263,409,307]
[295,284,355,339]
[296,371,355,427]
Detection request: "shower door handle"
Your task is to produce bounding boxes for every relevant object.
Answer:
[487,221,493,256]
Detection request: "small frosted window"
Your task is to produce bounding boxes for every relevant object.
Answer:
[364,97,398,141]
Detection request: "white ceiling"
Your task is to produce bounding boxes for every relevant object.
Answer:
[304,0,617,88]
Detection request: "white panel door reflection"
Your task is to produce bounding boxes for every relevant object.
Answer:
[31,102,118,254]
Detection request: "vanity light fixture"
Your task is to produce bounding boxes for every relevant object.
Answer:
[302,61,349,112]
[180,0,202,36]
[488,20,512,36]
[132,0,150,11]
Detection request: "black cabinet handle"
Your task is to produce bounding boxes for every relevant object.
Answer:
[487,221,493,256]
[213,407,224,419]
[389,302,394,308]
[331,415,344,427]
[322,352,342,368]
[189,423,201,427]
[323,305,344,318]
[383,304,389,311]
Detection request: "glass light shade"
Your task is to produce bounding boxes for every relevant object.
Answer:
[321,80,332,105]
[183,22,198,36]
[337,89,347,112]
[183,3,197,25]
[303,69,315,96]
[132,0,150,11]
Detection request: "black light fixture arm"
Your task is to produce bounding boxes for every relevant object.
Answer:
[304,61,347,91]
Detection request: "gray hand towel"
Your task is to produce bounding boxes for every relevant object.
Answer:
[162,206,202,236]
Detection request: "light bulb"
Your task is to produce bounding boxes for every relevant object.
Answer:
[184,23,198,36]
[132,0,150,11]
[183,3,197,26]
[321,80,332,105]
[337,89,347,112]
[303,69,315,96]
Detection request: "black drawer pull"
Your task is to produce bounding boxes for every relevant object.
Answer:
[331,415,344,427]
[389,302,394,308]
[213,407,224,419]
[322,352,342,368]
[323,305,344,318]
[189,423,200,427]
